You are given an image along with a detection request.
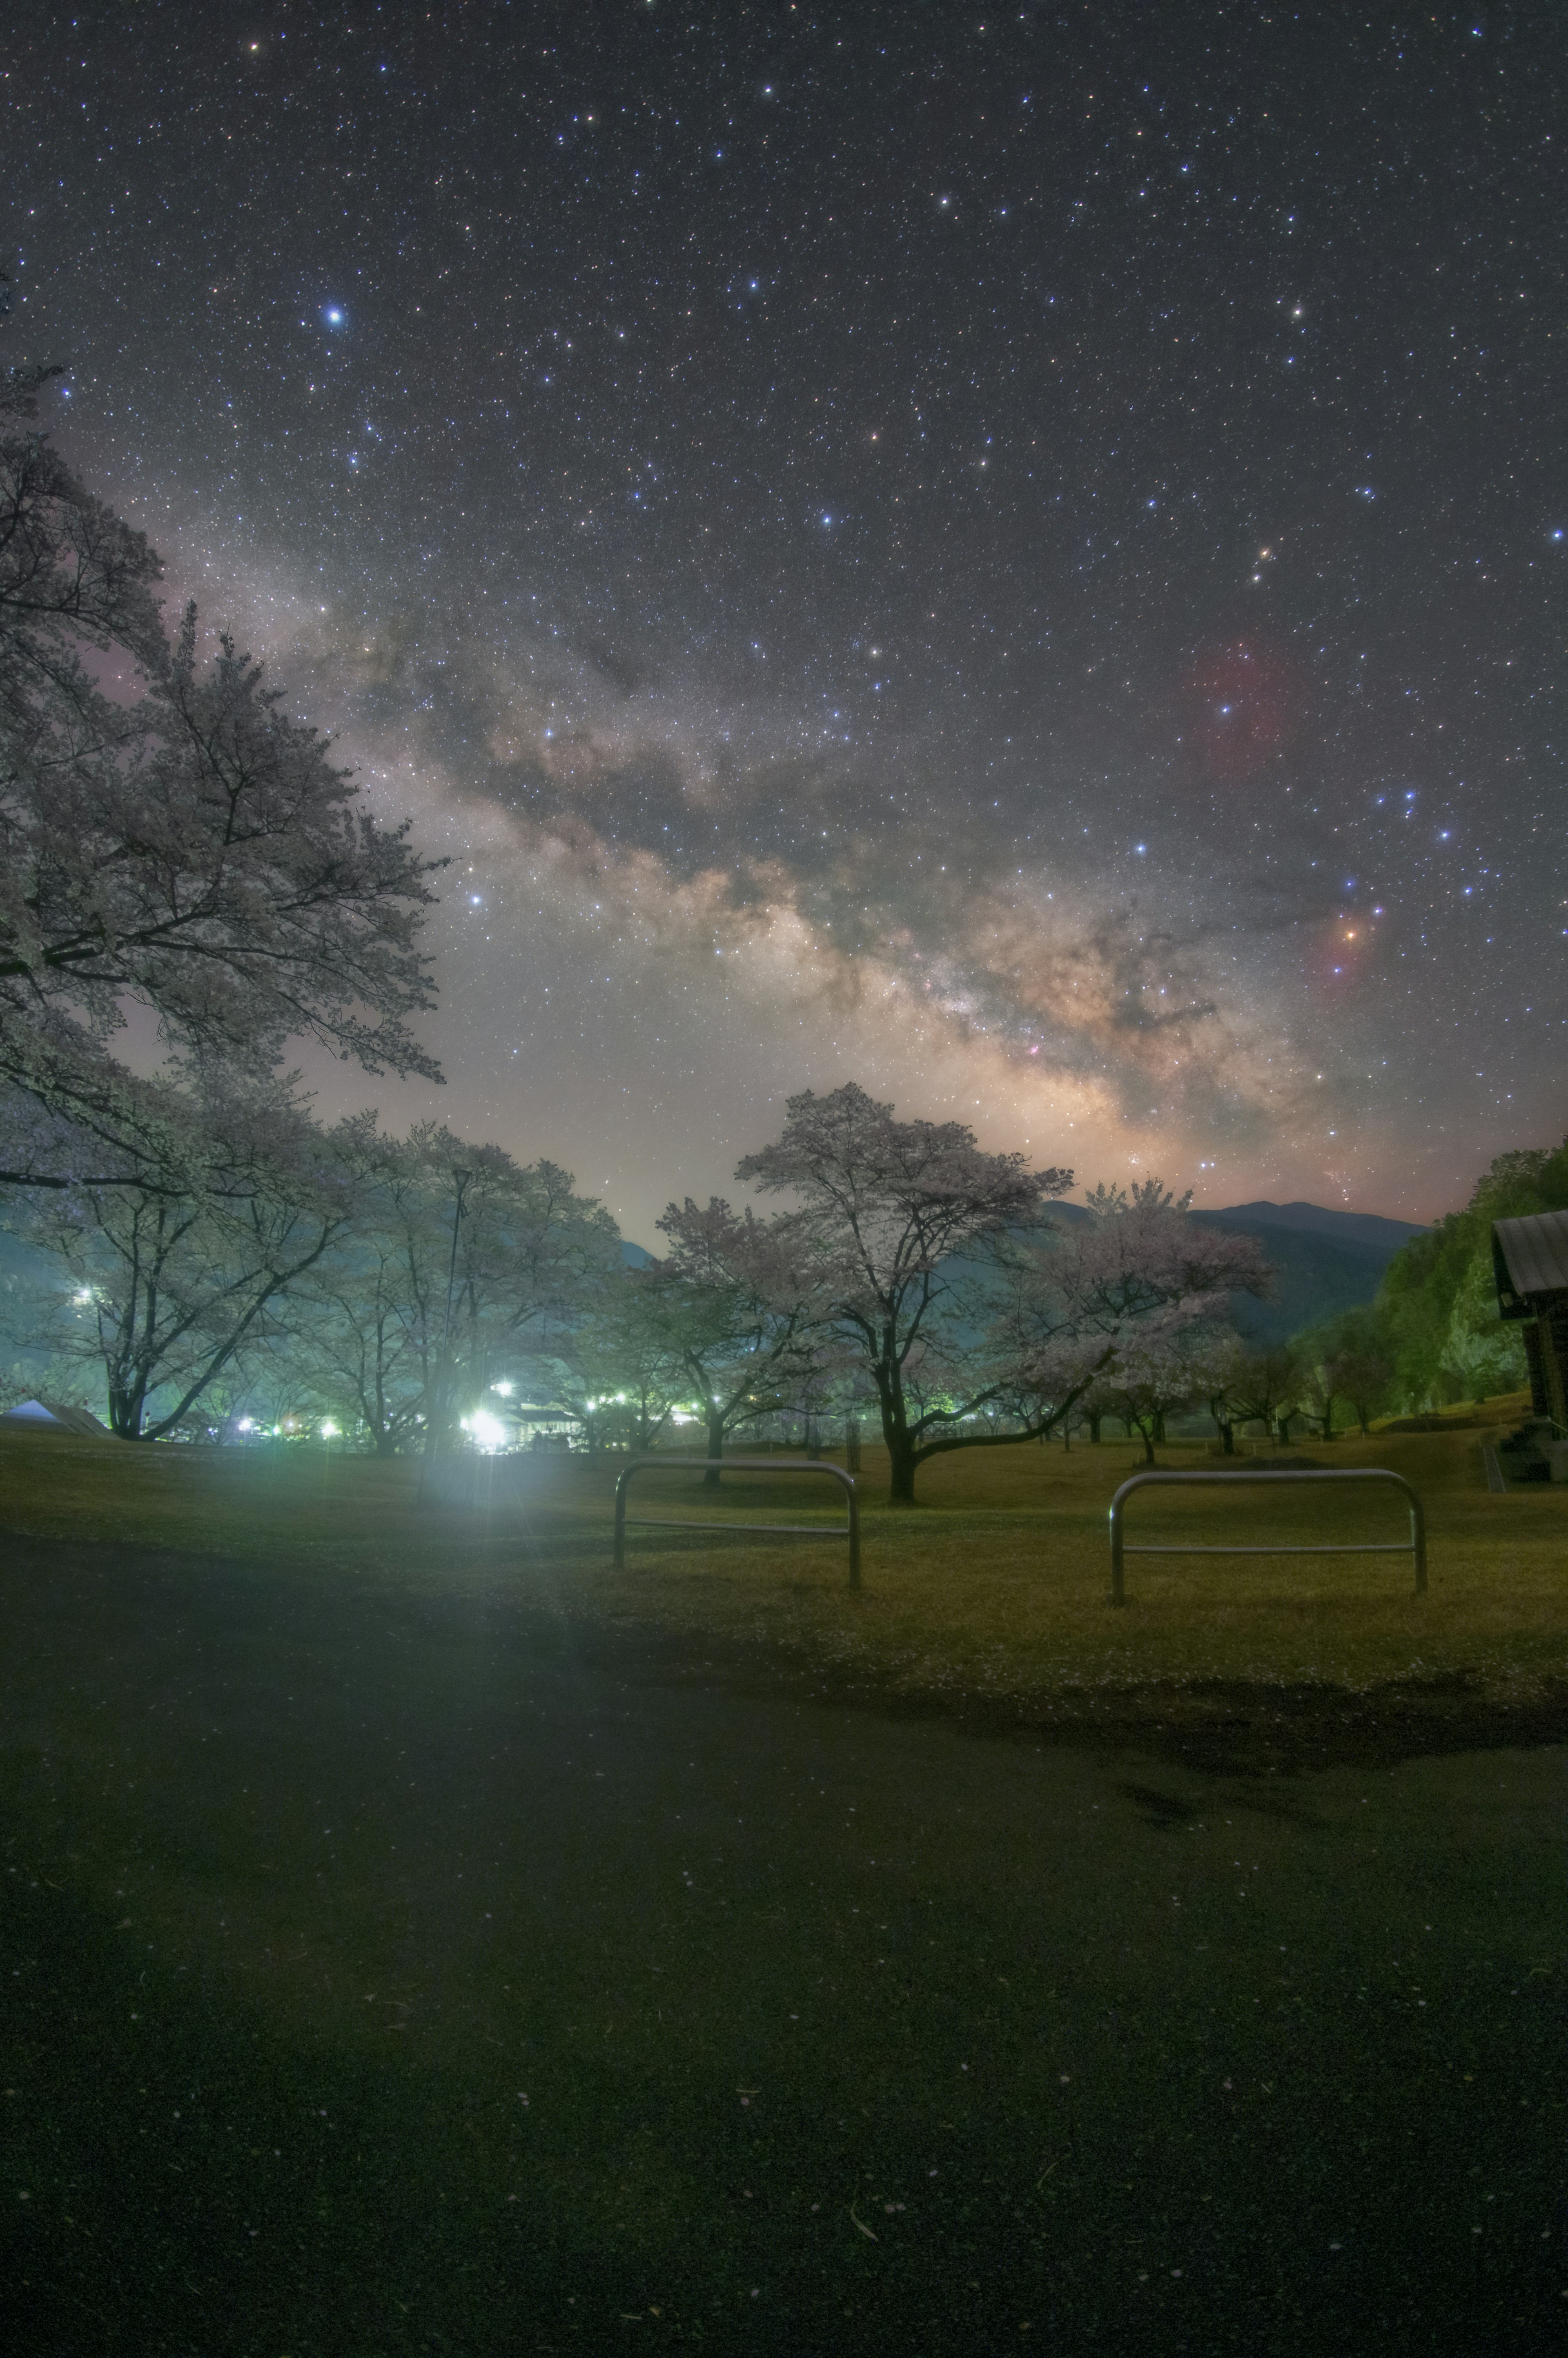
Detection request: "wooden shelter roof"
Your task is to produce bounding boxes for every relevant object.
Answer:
[1493,1209,1568,1317]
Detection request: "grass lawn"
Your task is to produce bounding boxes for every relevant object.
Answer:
[2,1424,1564,2354]
[2,1412,1563,1763]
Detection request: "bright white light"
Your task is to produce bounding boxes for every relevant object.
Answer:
[491,1381,514,1397]
[237,1418,255,1432]
[319,1420,339,1439]
[468,1409,508,1451]
[74,1287,93,1303]
[325,306,343,325]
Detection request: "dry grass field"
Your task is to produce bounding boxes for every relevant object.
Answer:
[4,1404,1562,1754]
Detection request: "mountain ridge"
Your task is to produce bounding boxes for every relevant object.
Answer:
[1196,1199,1428,1250]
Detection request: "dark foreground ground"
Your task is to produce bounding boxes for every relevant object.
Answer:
[2,1533,1564,2357]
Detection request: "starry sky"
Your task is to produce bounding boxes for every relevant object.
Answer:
[6,2,1564,1238]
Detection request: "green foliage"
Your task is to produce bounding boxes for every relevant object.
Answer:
[1370,1140,1568,1410]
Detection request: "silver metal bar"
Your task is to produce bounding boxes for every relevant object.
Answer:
[1107,1467,1427,1605]
[623,1518,842,1537]
[613,1455,861,1588]
[1123,1542,1414,1556]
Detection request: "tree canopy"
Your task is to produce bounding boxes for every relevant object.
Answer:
[0,355,443,1191]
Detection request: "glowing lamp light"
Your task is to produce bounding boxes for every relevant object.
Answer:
[319,1421,339,1439]
[237,1418,255,1433]
[466,1408,508,1452]
[491,1381,514,1397]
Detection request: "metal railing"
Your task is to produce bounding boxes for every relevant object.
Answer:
[1107,1468,1426,1607]
[613,1455,861,1589]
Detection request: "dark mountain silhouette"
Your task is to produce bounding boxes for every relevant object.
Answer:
[1189,1205,1419,1347]
[1020,1198,1420,1347]
[1203,1199,1426,1252]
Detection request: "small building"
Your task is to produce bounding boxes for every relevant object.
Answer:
[1492,1209,1568,1428]
[0,1397,114,1438]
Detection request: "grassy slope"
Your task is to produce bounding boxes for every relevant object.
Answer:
[3,1408,1562,1746]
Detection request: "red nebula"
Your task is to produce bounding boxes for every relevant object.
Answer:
[1184,639,1306,781]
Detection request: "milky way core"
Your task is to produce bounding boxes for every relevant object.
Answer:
[8,4,1563,1234]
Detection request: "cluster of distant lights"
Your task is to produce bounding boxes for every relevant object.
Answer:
[222,1383,706,1452]
[234,1415,338,1439]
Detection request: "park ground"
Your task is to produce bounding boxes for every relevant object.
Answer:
[1,1419,1565,2354]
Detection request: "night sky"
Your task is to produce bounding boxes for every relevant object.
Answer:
[7,2,1564,1237]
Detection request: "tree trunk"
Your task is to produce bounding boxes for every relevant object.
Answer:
[108,1374,147,1439]
[1087,1410,1102,1444]
[1140,1424,1157,1466]
[875,1363,920,1504]
[703,1409,725,1488]
[887,1432,918,1503]
[1219,1419,1235,1456]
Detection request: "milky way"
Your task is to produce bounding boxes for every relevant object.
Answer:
[7,3,1563,1236]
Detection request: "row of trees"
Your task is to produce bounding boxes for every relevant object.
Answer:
[1252,1142,1568,1438]
[19,1066,1546,1492]
[4,1079,1279,1503]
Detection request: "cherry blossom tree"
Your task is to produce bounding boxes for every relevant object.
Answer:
[0,352,444,1191]
[1226,1345,1305,1445]
[14,1085,363,1439]
[735,1082,1074,1502]
[644,1195,826,1481]
[992,1182,1274,1475]
[1078,1306,1239,1465]
[286,1122,621,1455]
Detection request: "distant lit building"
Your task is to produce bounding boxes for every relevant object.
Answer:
[1492,1209,1568,1428]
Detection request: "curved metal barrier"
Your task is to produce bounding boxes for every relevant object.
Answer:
[613,1455,861,1590]
[1107,1468,1426,1607]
